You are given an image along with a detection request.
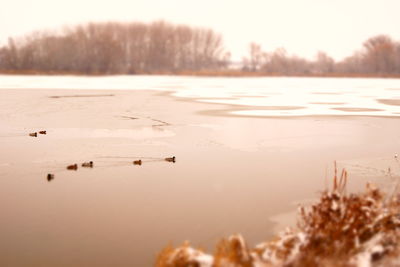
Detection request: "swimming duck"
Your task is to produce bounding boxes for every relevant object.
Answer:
[133,160,142,165]
[29,132,38,137]
[47,173,54,181]
[165,156,176,163]
[39,130,47,135]
[82,161,94,168]
[67,164,78,170]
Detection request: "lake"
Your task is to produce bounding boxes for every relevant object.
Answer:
[0,75,399,266]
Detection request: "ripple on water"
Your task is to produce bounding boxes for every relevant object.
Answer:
[311,92,343,95]
[50,127,175,139]
[309,102,346,105]
[331,107,385,112]
[377,99,400,106]
[255,106,306,110]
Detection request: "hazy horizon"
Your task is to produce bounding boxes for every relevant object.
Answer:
[1,0,399,61]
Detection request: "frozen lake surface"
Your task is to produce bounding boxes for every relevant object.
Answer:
[0,75,399,266]
[1,75,400,117]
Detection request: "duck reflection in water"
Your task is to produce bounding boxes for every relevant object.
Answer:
[47,173,54,182]
[82,161,94,168]
[165,156,176,163]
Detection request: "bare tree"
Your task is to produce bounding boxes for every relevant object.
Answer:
[248,43,264,71]
[0,21,228,74]
[362,35,396,74]
[314,51,334,73]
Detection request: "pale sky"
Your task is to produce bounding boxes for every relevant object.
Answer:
[0,0,399,61]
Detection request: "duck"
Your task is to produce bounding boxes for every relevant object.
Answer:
[165,156,176,163]
[47,173,54,181]
[29,132,38,137]
[133,160,142,165]
[82,161,94,168]
[67,164,78,170]
[39,130,47,135]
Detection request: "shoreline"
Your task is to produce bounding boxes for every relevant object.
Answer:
[2,70,400,79]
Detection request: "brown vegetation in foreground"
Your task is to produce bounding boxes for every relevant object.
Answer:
[156,169,400,266]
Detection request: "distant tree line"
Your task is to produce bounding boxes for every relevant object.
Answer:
[243,35,400,75]
[0,21,399,76]
[0,21,229,74]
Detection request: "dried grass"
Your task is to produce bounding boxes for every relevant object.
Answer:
[3,69,400,79]
[155,165,400,267]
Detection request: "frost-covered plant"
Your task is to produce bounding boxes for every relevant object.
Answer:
[156,167,400,267]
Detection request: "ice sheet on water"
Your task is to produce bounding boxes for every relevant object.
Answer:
[1,75,400,117]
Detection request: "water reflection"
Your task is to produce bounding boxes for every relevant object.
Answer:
[1,76,400,266]
[50,127,175,139]
[47,173,54,182]
[377,99,400,106]
[44,157,176,182]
